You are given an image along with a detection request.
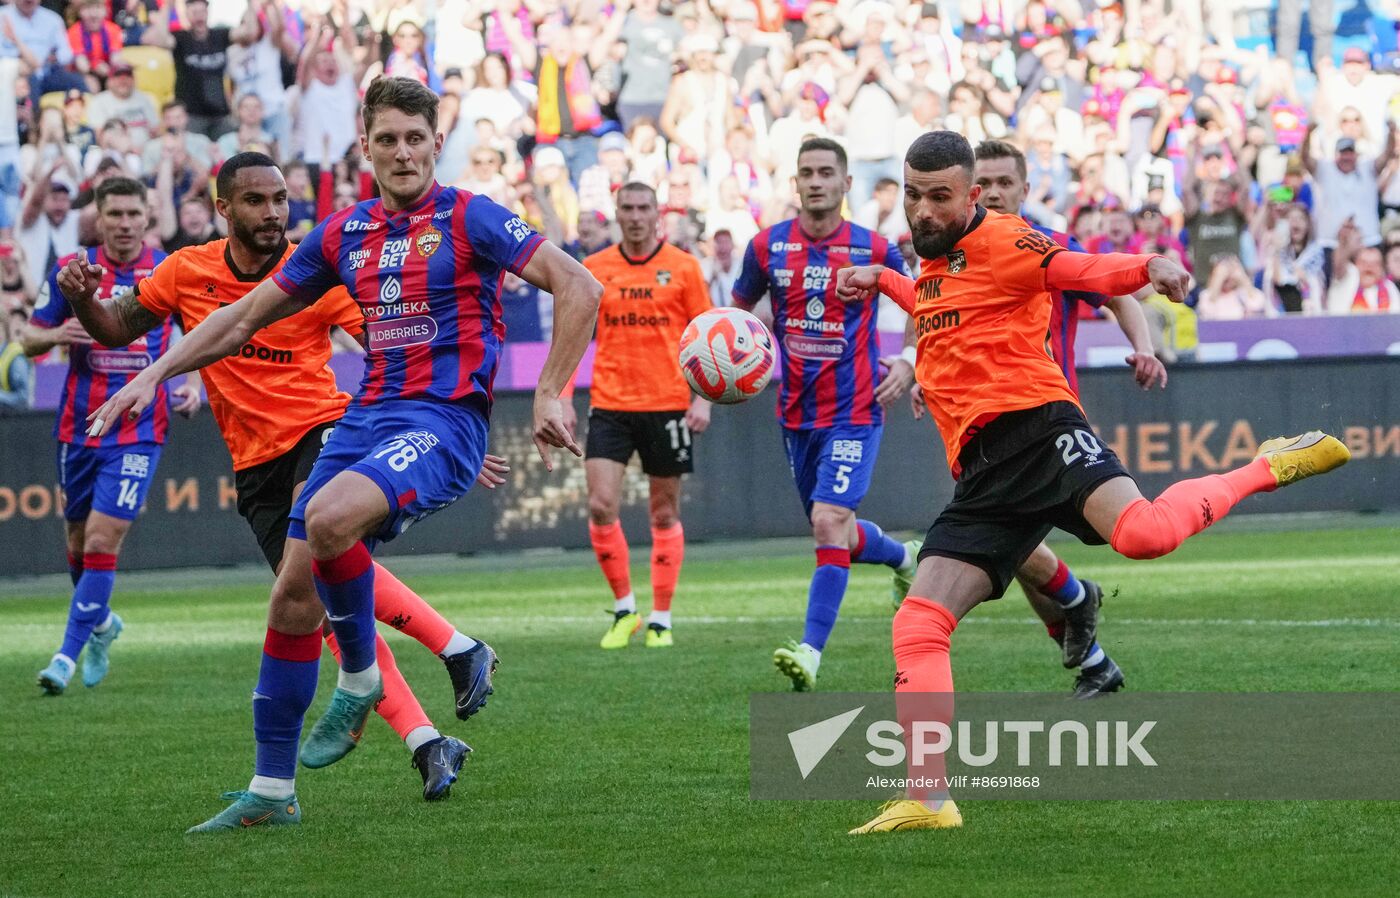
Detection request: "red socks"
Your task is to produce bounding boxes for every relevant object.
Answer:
[892,597,958,801]
[588,520,633,599]
[650,523,685,612]
[371,563,455,655]
[1111,457,1276,559]
[324,629,431,740]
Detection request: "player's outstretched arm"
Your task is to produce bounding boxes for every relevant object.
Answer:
[56,259,167,348]
[85,281,306,437]
[836,265,917,315]
[1046,252,1192,303]
[520,241,603,469]
[1104,290,1168,390]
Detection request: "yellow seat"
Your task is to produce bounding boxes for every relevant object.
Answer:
[114,46,176,107]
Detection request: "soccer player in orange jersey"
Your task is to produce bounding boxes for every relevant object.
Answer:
[580,183,713,649]
[836,131,1350,833]
[56,152,502,810]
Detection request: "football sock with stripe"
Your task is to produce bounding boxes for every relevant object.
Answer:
[801,547,850,652]
[371,563,476,655]
[326,629,434,743]
[851,520,907,568]
[650,522,684,621]
[58,552,117,661]
[893,596,957,810]
[252,628,320,796]
[1039,560,1085,608]
[1111,459,1276,559]
[310,541,378,679]
[589,519,634,606]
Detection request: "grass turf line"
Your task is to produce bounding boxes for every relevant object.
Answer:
[1,527,1398,897]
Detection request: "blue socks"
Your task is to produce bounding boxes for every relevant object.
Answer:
[851,520,907,568]
[254,629,321,779]
[802,547,851,651]
[310,541,378,673]
[1040,560,1086,608]
[58,552,116,661]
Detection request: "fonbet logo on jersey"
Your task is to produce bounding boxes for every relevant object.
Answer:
[504,216,533,243]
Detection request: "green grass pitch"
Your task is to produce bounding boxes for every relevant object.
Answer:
[2,522,1399,897]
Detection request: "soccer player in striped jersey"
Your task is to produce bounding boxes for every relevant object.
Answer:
[839,130,1347,833]
[582,183,713,649]
[732,137,919,691]
[21,176,201,696]
[59,153,504,809]
[966,139,1168,698]
[90,79,601,829]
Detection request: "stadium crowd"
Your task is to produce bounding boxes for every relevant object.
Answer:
[1,0,1398,411]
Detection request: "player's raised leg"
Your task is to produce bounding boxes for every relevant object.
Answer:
[587,456,641,649]
[851,518,919,607]
[775,501,853,691]
[1088,432,1350,560]
[646,474,684,647]
[1016,543,1123,698]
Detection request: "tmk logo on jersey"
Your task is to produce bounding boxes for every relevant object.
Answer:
[946,250,967,273]
[344,219,383,233]
[656,270,672,285]
[771,241,804,252]
[416,227,442,258]
[620,286,654,300]
[806,297,825,319]
[915,309,960,336]
[380,276,402,304]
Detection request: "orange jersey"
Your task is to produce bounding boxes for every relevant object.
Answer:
[584,242,713,411]
[133,239,364,470]
[908,209,1082,472]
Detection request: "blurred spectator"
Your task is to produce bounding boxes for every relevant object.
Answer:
[0,0,84,96]
[86,60,158,152]
[0,306,32,412]
[518,21,609,183]
[1316,49,1393,151]
[1183,143,1251,289]
[284,161,316,242]
[466,53,534,137]
[1127,204,1187,267]
[0,237,37,308]
[854,177,907,244]
[160,194,218,254]
[217,93,276,160]
[68,0,124,89]
[61,90,98,163]
[1262,204,1325,315]
[705,175,760,247]
[945,80,1007,145]
[564,210,613,262]
[578,131,631,217]
[142,0,257,139]
[701,227,738,307]
[614,0,683,129]
[1303,125,1389,281]
[1328,221,1400,315]
[661,35,732,168]
[140,101,213,176]
[839,41,908,207]
[87,119,142,178]
[227,0,297,152]
[1196,254,1270,321]
[295,30,358,166]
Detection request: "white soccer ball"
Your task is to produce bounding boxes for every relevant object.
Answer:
[677,308,776,404]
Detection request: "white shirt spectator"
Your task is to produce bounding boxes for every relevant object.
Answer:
[702,254,740,308]
[86,89,160,152]
[0,3,72,68]
[464,84,535,135]
[433,0,487,76]
[298,72,358,164]
[18,204,79,289]
[1313,158,1382,248]
[845,83,900,162]
[229,36,288,121]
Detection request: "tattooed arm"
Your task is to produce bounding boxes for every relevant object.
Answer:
[55,257,166,348]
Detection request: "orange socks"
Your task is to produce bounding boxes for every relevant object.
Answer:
[589,520,633,600]
[892,597,958,802]
[650,523,684,614]
[1110,457,1276,560]
[372,563,455,655]
[325,629,431,740]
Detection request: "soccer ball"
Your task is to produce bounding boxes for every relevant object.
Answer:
[678,308,776,404]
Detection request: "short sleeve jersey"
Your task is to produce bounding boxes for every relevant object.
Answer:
[910,208,1082,472]
[584,242,713,412]
[134,239,364,470]
[1035,225,1108,396]
[32,246,172,447]
[271,183,545,410]
[732,219,907,430]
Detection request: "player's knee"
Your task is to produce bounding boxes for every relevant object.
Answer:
[1109,503,1177,560]
[587,494,619,526]
[303,494,359,559]
[82,522,127,556]
[810,506,853,547]
[269,576,322,623]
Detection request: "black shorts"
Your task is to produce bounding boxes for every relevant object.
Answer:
[920,402,1132,600]
[234,420,338,571]
[584,408,695,477]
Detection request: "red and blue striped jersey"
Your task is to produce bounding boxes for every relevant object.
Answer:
[731,219,907,430]
[272,183,545,409]
[1034,224,1107,397]
[32,246,172,447]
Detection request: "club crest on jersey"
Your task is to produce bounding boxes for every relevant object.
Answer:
[416,227,443,258]
[380,276,402,304]
[656,270,672,285]
[806,297,825,319]
[946,249,967,274]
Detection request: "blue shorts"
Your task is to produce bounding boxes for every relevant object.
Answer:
[57,441,163,523]
[782,425,882,519]
[289,399,488,546]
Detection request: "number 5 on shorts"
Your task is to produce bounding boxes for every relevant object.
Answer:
[833,464,852,494]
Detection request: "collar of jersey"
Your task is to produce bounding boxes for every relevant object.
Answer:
[93,245,148,273]
[618,240,665,266]
[375,181,444,226]
[223,238,290,283]
[793,218,848,246]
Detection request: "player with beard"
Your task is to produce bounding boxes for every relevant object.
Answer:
[57,152,507,813]
[837,131,1349,833]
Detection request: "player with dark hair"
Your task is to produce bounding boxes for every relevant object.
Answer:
[58,152,501,810]
[22,177,200,695]
[963,138,1169,697]
[732,136,919,691]
[581,182,713,649]
[838,130,1349,833]
[89,80,602,830]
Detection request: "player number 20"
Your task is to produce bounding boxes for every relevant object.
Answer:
[373,438,419,472]
[1056,430,1101,466]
